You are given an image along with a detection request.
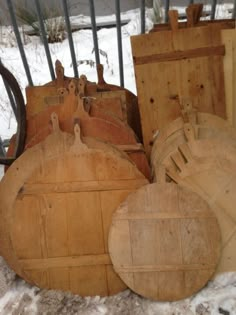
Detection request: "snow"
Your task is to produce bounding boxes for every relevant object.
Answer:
[0,273,235,314]
[0,5,236,314]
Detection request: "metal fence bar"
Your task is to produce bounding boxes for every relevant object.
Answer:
[0,59,17,116]
[210,0,217,20]
[3,80,17,117]
[0,138,6,157]
[140,0,145,34]
[34,0,55,80]
[233,0,236,19]
[89,0,100,65]
[115,0,124,87]
[189,0,194,4]
[6,0,33,86]
[62,0,79,78]
[164,0,170,23]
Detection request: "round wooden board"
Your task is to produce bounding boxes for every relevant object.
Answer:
[109,182,221,301]
[0,118,148,297]
[151,114,236,180]
[165,136,236,276]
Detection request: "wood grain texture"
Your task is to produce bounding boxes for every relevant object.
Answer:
[131,24,227,156]
[24,80,150,180]
[221,29,236,127]
[0,119,148,296]
[157,124,236,276]
[151,113,236,180]
[109,182,221,301]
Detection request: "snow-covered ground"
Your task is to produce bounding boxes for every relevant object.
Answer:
[0,5,235,314]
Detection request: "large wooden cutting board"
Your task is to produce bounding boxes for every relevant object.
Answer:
[131,24,227,156]
[0,115,148,296]
[109,182,221,301]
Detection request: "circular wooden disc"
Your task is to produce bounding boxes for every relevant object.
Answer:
[109,183,221,301]
[165,137,236,276]
[151,113,236,177]
[0,125,148,297]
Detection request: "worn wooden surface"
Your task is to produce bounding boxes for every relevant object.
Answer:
[151,113,236,179]
[221,29,236,127]
[159,124,236,275]
[0,117,148,296]
[25,79,151,180]
[151,19,235,32]
[131,24,227,156]
[109,182,221,301]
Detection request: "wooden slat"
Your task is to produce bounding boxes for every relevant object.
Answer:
[134,45,225,65]
[21,179,148,195]
[20,254,111,269]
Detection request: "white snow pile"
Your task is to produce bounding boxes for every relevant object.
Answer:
[0,272,235,314]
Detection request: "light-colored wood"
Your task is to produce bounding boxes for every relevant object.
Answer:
[0,119,148,296]
[109,182,221,301]
[156,124,236,276]
[151,113,236,179]
[221,29,236,127]
[131,23,227,156]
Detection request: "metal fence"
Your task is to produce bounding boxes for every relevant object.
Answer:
[0,0,236,156]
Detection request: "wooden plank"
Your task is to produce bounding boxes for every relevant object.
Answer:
[221,29,236,126]
[151,19,235,33]
[19,254,111,269]
[21,179,148,195]
[134,45,225,65]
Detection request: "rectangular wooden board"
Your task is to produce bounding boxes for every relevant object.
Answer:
[131,24,227,155]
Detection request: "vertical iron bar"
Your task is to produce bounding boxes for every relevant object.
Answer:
[62,0,79,77]
[34,0,55,80]
[3,79,17,117]
[233,0,236,19]
[140,0,145,34]
[0,138,6,156]
[210,0,217,20]
[6,0,33,86]
[115,0,124,87]
[189,0,194,4]
[0,59,17,116]
[164,0,170,23]
[89,0,100,65]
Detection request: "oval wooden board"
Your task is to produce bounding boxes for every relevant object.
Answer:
[165,137,236,276]
[109,182,221,301]
[0,121,148,297]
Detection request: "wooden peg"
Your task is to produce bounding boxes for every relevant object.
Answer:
[71,123,88,153]
[78,75,87,97]
[55,60,64,87]
[68,79,77,96]
[97,64,106,85]
[50,112,60,132]
[168,10,179,31]
[183,122,195,142]
[186,4,203,27]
